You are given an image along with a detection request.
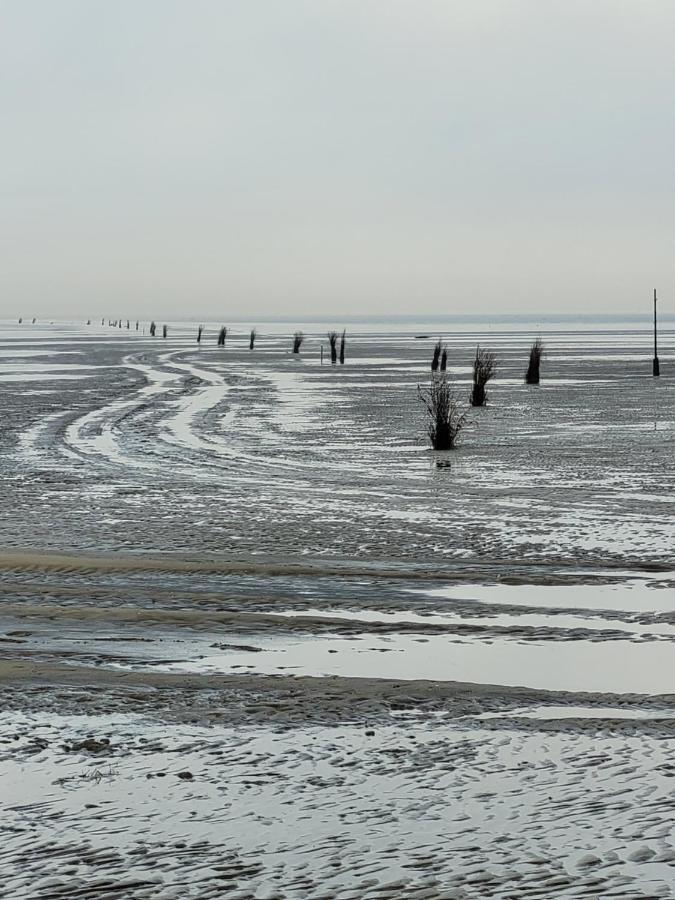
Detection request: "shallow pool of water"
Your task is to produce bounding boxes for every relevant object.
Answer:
[157,632,675,695]
[414,581,675,614]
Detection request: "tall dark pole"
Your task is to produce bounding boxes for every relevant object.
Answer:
[653,289,660,377]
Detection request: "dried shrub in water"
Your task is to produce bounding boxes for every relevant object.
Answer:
[328,331,338,364]
[525,339,543,384]
[471,346,496,407]
[418,375,468,450]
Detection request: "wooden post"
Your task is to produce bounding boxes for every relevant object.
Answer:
[653,288,660,377]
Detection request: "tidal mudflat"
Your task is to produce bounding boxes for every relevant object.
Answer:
[1,318,674,898]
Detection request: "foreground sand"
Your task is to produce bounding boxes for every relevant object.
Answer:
[1,551,675,898]
[3,662,675,899]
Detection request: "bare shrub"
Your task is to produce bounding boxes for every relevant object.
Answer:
[471,346,496,407]
[340,330,346,364]
[418,375,468,450]
[328,331,338,364]
[525,338,543,384]
[217,326,227,347]
[431,340,442,371]
[293,331,304,353]
[440,349,447,371]
[249,328,257,350]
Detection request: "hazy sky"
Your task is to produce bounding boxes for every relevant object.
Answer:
[1,1,674,317]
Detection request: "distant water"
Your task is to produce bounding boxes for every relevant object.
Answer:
[4,313,673,338]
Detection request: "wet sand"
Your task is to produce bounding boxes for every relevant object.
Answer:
[1,321,675,897]
[3,651,675,899]
[3,549,675,897]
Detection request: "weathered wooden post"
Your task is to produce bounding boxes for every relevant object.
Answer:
[653,289,660,377]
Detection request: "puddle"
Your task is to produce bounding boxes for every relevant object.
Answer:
[415,581,675,613]
[155,632,675,695]
[274,606,675,637]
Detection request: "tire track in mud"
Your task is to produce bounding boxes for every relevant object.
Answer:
[156,355,323,482]
[18,352,175,475]
[144,352,403,483]
[62,351,202,475]
[38,346,419,539]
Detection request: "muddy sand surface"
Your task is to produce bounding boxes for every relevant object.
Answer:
[1,321,674,897]
[3,548,675,899]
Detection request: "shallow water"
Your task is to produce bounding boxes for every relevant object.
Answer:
[415,581,675,613]
[158,631,675,694]
[274,605,675,635]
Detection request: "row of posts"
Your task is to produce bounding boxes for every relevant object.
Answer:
[19,296,665,376]
[98,319,348,363]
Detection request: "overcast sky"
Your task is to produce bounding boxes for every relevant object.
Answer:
[1,1,674,318]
